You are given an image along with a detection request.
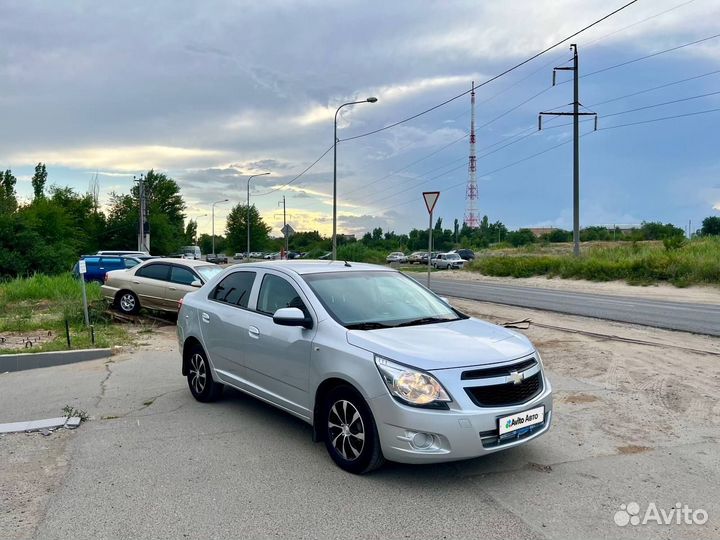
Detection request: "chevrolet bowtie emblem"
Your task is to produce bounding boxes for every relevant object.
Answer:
[509,371,524,385]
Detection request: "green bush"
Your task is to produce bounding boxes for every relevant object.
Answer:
[467,238,720,287]
[336,244,387,264]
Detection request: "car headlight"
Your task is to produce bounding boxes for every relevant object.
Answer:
[374,356,451,408]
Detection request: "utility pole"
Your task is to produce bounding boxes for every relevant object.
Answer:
[539,44,597,257]
[134,174,149,253]
[278,196,288,258]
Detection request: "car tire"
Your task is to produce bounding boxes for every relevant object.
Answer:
[116,290,140,314]
[323,385,385,474]
[187,345,223,402]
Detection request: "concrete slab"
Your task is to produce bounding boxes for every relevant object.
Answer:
[0,416,69,434]
[0,348,112,373]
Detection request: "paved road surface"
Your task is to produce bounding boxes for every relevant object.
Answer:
[424,277,720,336]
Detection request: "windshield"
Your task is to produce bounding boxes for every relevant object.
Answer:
[304,271,463,329]
[196,265,223,282]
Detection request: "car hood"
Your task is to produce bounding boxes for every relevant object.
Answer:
[346,318,534,371]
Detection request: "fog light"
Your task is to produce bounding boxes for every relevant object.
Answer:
[411,432,434,449]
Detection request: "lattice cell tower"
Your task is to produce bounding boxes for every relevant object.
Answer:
[464,81,479,228]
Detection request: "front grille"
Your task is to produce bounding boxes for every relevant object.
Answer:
[461,358,537,380]
[465,372,543,407]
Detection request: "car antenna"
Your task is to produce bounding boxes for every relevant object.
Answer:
[344,260,351,267]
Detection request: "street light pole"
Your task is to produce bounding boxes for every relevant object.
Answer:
[332,97,378,260]
[246,172,271,259]
[211,199,228,257]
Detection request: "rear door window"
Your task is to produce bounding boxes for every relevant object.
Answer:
[136,264,170,281]
[170,266,198,286]
[210,271,256,308]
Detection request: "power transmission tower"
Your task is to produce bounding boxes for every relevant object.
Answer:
[539,44,597,257]
[464,81,479,228]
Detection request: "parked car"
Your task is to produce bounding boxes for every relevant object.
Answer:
[233,253,246,260]
[96,250,149,257]
[452,248,475,261]
[206,254,228,264]
[318,251,332,260]
[407,251,426,264]
[101,258,223,314]
[386,252,408,264]
[177,261,552,473]
[432,253,465,269]
[74,255,143,283]
[420,252,438,264]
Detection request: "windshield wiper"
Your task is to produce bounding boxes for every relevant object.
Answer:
[345,322,393,330]
[394,316,459,328]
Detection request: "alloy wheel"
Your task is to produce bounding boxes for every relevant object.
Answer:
[189,353,207,394]
[119,293,135,312]
[328,399,365,461]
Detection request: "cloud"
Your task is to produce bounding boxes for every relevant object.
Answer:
[9,146,226,172]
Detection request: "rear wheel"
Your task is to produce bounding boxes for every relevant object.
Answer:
[187,345,223,402]
[116,290,140,314]
[323,386,384,474]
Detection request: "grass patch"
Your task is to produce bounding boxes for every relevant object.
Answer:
[466,237,720,287]
[0,273,129,353]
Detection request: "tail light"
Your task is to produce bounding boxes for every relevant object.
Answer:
[178,297,184,311]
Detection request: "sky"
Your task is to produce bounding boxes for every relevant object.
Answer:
[1,0,719,238]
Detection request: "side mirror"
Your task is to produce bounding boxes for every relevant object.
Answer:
[190,279,202,288]
[273,307,313,329]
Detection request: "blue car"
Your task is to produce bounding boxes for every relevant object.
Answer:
[73,255,143,283]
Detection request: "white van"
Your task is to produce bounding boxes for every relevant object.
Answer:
[181,246,202,260]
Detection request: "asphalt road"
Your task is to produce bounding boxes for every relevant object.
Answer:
[424,277,720,336]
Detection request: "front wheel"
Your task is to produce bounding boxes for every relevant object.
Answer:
[323,386,384,474]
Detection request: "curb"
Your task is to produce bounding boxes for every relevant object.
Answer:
[0,348,113,373]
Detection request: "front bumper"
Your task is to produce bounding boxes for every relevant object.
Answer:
[368,378,552,464]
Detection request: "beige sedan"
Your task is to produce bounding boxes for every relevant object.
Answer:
[101,258,223,314]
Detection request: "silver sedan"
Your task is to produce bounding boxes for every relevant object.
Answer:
[177,261,552,474]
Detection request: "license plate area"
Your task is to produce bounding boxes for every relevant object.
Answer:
[498,405,545,436]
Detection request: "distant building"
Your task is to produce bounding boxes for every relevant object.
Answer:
[527,227,555,238]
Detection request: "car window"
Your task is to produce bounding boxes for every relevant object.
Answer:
[210,271,256,308]
[83,257,100,264]
[100,257,123,265]
[256,274,307,316]
[124,258,140,269]
[195,265,223,282]
[170,266,197,285]
[135,264,170,281]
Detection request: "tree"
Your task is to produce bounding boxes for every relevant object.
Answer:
[506,228,536,247]
[700,216,720,236]
[225,203,271,253]
[185,220,198,245]
[31,163,48,200]
[0,170,18,213]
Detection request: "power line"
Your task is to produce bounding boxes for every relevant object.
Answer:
[375,107,720,213]
[598,107,720,130]
[253,144,334,196]
[588,69,720,107]
[578,32,720,80]
[602,90,720,117]
[336,0,640,143]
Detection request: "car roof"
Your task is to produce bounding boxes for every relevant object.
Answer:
[140,257,218,268]
[225,260,395,275]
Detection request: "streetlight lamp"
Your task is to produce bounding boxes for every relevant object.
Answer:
[332,96,378,260]
[246,172,271,259]
[211,199,228,256]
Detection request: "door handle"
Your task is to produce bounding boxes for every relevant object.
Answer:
[248,326,260,339]
[132,280,140,284]
[168,286,177,291]
[201,312,210,323]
